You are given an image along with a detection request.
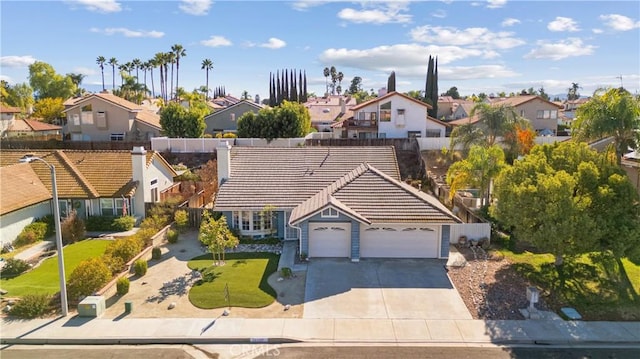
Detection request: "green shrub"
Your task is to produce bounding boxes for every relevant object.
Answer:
[67,258,112,301]
[116,277,130,295]
[133,259,147,276]
[104,237,143,263]
[61,210,85,245]
[132,228,156,248]
[86,216,116,231]
[102,254,125,275]
[281,267,292,279]
[112,216,136,231]
[15,222,49,247]
[140,214,169,232]
[166,229,179,244]
[35,215,55,237]
[174,210,189,231]
[152,247,162,260]
[9,294,52,318]
[0,258,31,277]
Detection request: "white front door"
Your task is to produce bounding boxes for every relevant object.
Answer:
[360,225,439,258]
[308,222,351,258]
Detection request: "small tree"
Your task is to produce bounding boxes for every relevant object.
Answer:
[61,209,85,245]
[198,212,238,266]
[174,209,189,232]
[260,205,277,238]
[68,257,111,301]
[446,145,506,206]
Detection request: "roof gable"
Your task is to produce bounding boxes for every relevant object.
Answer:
[290,163,460,225]
[63,93,142,113]
[204,100,264,120]
[351,91,433,111]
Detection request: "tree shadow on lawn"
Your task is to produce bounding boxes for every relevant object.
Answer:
[145,270,200,304]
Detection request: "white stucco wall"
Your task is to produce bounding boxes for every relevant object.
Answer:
[356,94,429,138]
[0,201,51,246]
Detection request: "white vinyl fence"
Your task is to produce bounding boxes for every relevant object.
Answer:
[449,223,491,244]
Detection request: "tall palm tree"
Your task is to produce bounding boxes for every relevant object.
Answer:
[470,103,519,146]
[108,57,118,91]
[96,56,106,90]
[141,61,150,97]
[166,52,176,100]
[131,58,142,84]
[337,71,344,95]
[124,61,133,76]
[171,44,186,101]
[117,64,127,86]
[201,58,213,100]
[67,73,86,96]
[323,67,330,95]
[148,59,156,98]
[154,53,165,100]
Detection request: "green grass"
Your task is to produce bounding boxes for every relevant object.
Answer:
[187,252,279,309]
[0,239,109,297]
[497,244,640,321]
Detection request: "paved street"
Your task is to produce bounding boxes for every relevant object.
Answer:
[304,258,472,319]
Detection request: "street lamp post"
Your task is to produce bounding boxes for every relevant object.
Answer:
[19,155,68,316]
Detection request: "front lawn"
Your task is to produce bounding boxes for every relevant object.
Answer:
[187,252,279,309]
[0,239,110,297]
[498,246,640,321]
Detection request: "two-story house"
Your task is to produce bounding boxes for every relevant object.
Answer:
[62,92,162,141]
[332,92,447,139]
[304,95,357,132]
[0,105,21,137]
[203,100,264,135]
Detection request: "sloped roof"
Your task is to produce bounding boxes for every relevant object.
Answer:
[0,105,21,113]
[135,110,161,129]
[6,119,62,132]
[0,149,175,199]
[493,95,563,109]
[63,92,143,113]
[290,163,460,224]
[214,147,400,210]
[204,100,264,120]
[351,91,433,111]
[0,164,52,215]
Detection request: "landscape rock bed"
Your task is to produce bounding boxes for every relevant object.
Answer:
[227,243,283,254]
[447,245,548,320]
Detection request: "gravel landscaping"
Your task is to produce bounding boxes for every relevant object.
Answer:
[447,244,548,320]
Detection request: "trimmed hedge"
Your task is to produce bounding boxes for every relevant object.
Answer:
[116,277,130,295]
[133,259,147,276]
[86,215,135,232]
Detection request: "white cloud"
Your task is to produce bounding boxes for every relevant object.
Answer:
[90,27,164,38]
[410,25,525,49]
[73,67,97,76]
[501,18,520,27]
[291,1,333,11]
[0,75,13,83]
[599,14,640,31]
[260,38,287,49]
[200,35,232,47]
[432,9,447,19]
[441,65,519,80]
[592,28,603,34]
[547,17,580,32]
[66,0,121,13]
[338,2,412,24]
[179,0,212,16]
[486,0,507,9]
[0,55,37,68]
[524,38,596,61]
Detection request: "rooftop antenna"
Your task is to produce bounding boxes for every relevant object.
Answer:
[616,75,624,88]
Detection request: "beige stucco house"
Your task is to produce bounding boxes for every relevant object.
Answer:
[62,92,162,141]
[203,100,264,135]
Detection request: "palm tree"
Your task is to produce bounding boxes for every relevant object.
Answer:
[470,103,519,146]
[117,64,127,86]
[166,52,176,100]
[153,53,165,99]
[148,59,156,98]
[131,58,142,84]
[124,61,133,76]
[568,82,581,100]
[141,61,150,97]
[323,67,330,95]
[108,57,118,91]
[171,44,186,101]
[337,71,344,95]
[449,122,486,155]
[201,58,213,100]
[330,66,337,95]
[96,56,106,90]
[67,73,86,96]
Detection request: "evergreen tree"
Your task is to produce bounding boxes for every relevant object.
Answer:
[291,69,298,102]
[387,71,396,92]
[424,55,439,118]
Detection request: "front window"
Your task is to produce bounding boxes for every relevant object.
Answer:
[408,131,421,138]
[241,211,250,231]
[232,211,239,229]
[380,101,391,122]
[321,207,339,218]
[114,197,128,216]
[253,212,261,230]
[58,200,69,218]
[110,133,124,141]
[100,198,114,216]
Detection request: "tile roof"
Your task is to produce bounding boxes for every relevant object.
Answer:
[63,92,143,113]
[204,100,264,120]
[492,95,563,109]
[351,91,432,111]
[6,119,62,132]
[214,146,400,210]
[135,110,161,129]
[0,105,21,113]
[290,163,460,225]
[0,164,52,215]
[0,149,174,199]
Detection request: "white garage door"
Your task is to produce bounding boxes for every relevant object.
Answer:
[360,225,439,258]
[308,222,351,258]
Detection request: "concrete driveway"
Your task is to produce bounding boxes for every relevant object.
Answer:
[303,258,472,320]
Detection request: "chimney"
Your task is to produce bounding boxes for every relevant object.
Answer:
[217,141,232,185]
[131,146,148,218]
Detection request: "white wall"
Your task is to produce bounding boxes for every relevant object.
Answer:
[0,201,51,246]
[449,223,491,244]
[375,95,429,138]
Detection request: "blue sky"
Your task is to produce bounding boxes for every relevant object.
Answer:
[1,0,639,100]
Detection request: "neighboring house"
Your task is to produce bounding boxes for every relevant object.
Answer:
[0,105,21,137]
[622,150,640,196]
[449,95,563,134]
[304,95,357,132]
[332,91,447,139]
[214,143,463,260]
[3,119,62,138]
[0,164,52,247]
[0,147,177,228]
[559,98,590,127]
[62,92,162,141]
[208,95,240,109]
[203,100,264,135]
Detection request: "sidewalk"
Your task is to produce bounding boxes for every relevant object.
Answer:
[1,315,639,346]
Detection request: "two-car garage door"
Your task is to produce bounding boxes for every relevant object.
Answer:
[360,225,439,258]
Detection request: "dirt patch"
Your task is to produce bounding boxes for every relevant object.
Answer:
[100,233,305,319]
[447,245,548,320]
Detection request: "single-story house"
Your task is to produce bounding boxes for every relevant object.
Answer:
[3,118,62,138]
[213,143,465,260]
[0,147,177,233]
[0,164,52,246]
